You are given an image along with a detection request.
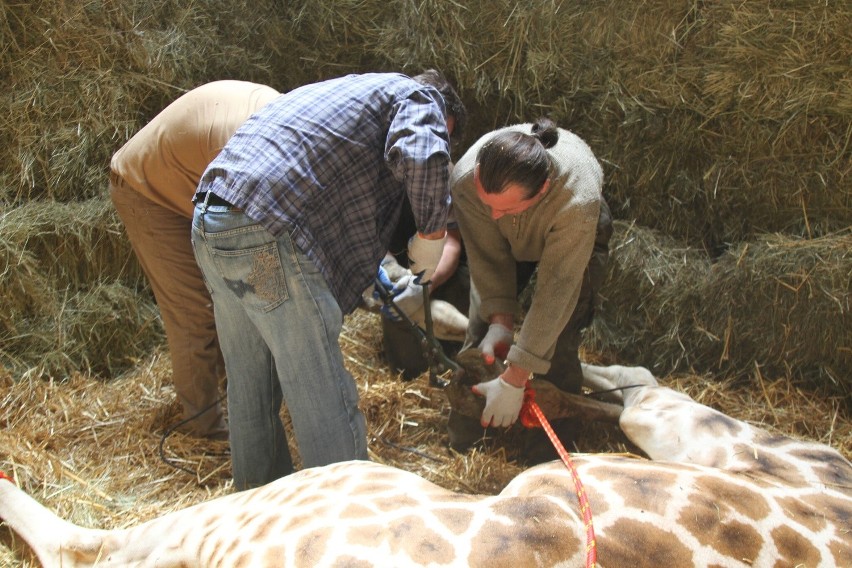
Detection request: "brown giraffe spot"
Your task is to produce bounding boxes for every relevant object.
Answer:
[262,545,286,565]
[349,516,455,564]
[287,511,320,531]
[747,451,802,483]
[432,507,476,534]
[295,529,333,568]
[696,411,743,437]
[340,502,376,519]
[391,516,454,562]
[468,520,582,566]
[789,447,852,486]
[692,476,772,521]
[775,495,828,533]
[702,446,730,468]
[221,537,241,562]
[599,518,694,566]
[828,535,852,567]
[251,516,280,541]
[231,550,254,568]
[771,524,822,567]
[606,468,678,515]
[678,492,764,561]
[330,557,373,567]
[373,493,421,512]
[467,497,583,566]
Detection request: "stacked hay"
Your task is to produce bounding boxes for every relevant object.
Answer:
[0,0,298,378]
[368,1,851,246]
[589,222,851,399]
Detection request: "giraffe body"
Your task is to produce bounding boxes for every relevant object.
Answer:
[1,364,850,567]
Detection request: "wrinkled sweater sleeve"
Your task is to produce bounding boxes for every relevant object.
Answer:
[508,199,599,374]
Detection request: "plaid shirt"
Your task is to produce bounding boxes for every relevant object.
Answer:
[199,73,453,313]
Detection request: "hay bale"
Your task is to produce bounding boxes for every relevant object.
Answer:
[0,280,163,380]
[0,0,293,205]
[0,198,144,290]
[589,222,851,398]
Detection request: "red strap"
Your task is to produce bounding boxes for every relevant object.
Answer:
[0,471,14,484]
[521,386,597,568]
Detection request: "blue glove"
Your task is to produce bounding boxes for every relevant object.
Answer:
[376,264,393,292]
[362,265,394,309]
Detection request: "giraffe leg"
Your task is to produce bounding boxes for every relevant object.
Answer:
[0,477,111,567]
[580,363,657,406]
[585,364,753,467]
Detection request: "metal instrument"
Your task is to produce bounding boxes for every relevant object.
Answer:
[374,277,460,387]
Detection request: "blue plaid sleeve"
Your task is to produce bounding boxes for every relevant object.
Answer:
[384,89,452,235]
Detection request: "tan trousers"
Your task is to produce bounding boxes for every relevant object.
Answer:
[110,175,226,438]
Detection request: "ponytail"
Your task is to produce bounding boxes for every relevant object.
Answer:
[531,117,559,149]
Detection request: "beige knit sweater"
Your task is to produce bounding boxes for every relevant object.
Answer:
[451,124,603,374]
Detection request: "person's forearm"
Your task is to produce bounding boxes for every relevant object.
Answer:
[501,362,531,388]
[489,313,514,330]
[418,229,447,240]
[427,230,461,289]
[486,314,529,386]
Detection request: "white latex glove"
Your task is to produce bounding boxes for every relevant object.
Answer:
[407,233,446,284]
[478,323,514,365]
[382,274,424,322]
[472,377,525,427]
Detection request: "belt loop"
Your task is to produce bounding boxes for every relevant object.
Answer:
[195,190,212,215]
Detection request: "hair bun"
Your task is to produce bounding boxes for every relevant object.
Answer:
[531,117,559,148]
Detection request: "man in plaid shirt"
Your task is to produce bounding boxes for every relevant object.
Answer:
[192,70,465,490]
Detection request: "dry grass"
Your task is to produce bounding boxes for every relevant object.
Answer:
[2,310,849,567]
[588,222,852,397]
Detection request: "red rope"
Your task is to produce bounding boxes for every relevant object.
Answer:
[520,386,597,568]
[0,470,14,484]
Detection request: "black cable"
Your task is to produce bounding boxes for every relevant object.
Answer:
[585,384,644,399]
[158,395,228,476]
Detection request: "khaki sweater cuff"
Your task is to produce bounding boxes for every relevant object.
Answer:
[507,345,550,375]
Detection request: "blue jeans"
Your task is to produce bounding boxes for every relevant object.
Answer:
[191,200,368,490]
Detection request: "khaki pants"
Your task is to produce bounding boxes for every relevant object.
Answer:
[110,175,226,438]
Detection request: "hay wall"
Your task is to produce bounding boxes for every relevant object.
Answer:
[587,222,850,397]
[1,0,849,393]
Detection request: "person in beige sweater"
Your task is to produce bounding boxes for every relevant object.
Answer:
[110,80,280,439]
[450,117,612,457]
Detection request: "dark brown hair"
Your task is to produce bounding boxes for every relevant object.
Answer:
[412,69,467,142]
[476,117,558,199]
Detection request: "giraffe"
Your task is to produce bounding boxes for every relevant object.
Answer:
[1,364,849,567]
